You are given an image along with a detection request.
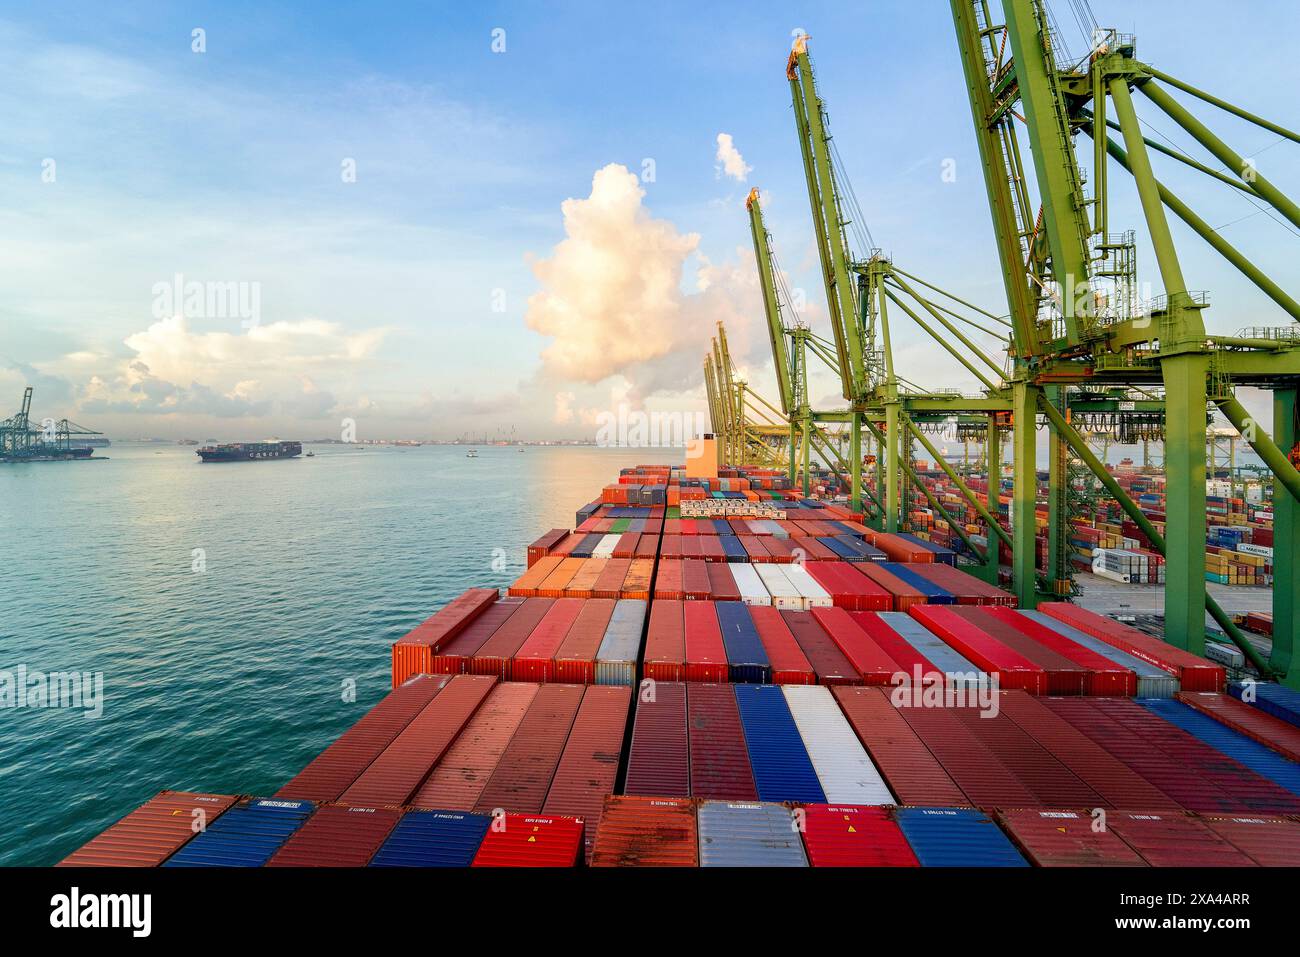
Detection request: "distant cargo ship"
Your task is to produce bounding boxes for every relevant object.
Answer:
[197,440,302,462]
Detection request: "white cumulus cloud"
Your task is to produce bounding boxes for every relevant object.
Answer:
[715,133,752,182]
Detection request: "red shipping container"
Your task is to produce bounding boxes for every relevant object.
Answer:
[686,683,758,800]
[908,563,1017,607]
[1038,602,1225,692]
[660,534,684,560]
[542,685,633,861]
[613,532,640,558]
[654,558,685,600]
[553,598,618,684]
[748,606,816,684]
[278,673,447,802]
[1200,815,1300,866]
[909,605,1047,694]
[471,814,583,867]
[592,558,633,599]
[527,528,569,567]
[699,535,727,563]
[739,535,773,562]
[624,682,690,796]
[848,611,947,686]
[1175,691,1300,763]
[805,561,892,611]
[1104,811,1255,866]
[621,559,654,599]
[995,809,1145,867]
[864,531,933,563]
[410,682,539,811]
[763,537,797,564]
[679,519,701,535]
[782,609,859,685]
[853,563,927,611]
[684,601,729,682]
[799,804,919,867]
[644,599,686,681]
[830,687,969,807]
[432,597,525,674]
[682,559,712,600]
[473,683,585,815]
[892,704,1040,808]
[564,558,607,599]
[790,536,837,561]
[469,598,555,678]
[340,674,497,806]
[948,607,1090,695]
[266,805,403,867]
[391,588,500,686]
[634,534,659,559]
[981,607,1136,696]
[590,796,699,867]
[706,562,741,602]
[58,791,238,867]
[511,597,585,682]
[681,536,703,559]
[810,606,902,685]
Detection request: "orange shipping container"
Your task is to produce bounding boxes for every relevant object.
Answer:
[509,555,563,597]
[621,558,654,599]
[564,558,607,599]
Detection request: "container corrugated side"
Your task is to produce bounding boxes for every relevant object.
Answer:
[782,685,894,805]
[472,683,585,815]
[1175,691,1300,763]
[748,606,816,684]
[799,803,919,867]
[511,597,584,682]
[755,563,802,609]
[781,563,834,609]
[893,807,1028,867]
[391,588,500,686]
[686,683,758,800]
[265,805,403,867]
[909,605,1046,694]
[1103,811,1256,866]
[1199,814,1300,865]
[162,798,314,867]
[683,600,728,682]
[1022,610,1177,697]
[643,599,685,681]
[431,598,526,674]
[624,681,689,796]
[715,601,771,683]
[410,682,539,811]
[949,607,1090,695]
[590,796,698,867]
[876,611,990,691]
[729,562,771,605]
[809,606,901,685]
[781,609,858,685]
[471,814,583,867]
[995,809,1146,867]
[697,801,806,867]
[982,606,1135,696]
[469,598,555,678]
[368,810,491,867]
[594,598,646,686]
[58,791,239,867]
[553,598,617,684]
[733,684,826,803]
[1230,680,1300,728]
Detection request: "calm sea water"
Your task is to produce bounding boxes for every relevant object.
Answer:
[0,443,666,866]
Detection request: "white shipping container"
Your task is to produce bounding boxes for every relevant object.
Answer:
[1204,641,1245,670]
[781,685,895,805]
[780,564,833,609]
[755,564,802,610]
[728,563,772,606]
[592,534,622,559]
[1238,543,1273,558]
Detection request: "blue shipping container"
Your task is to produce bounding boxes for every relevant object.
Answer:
[715,602,772,683]
[879,563,956,604]
[733,685,826,803]
[368,810,491,867]
[163,798,315,867]
[893,807,1028,867]
[1231,680,1300,729]
[720,536,748,562]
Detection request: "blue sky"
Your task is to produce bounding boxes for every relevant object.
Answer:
[2,1,1299,440]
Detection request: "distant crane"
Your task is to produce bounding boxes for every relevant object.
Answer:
[1,387,103,461]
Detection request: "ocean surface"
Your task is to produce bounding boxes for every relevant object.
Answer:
[0,443,667,865]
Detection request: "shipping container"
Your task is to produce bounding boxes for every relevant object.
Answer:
[981,607,1135,696]
[782,563,834,608]
[809,606,901,685]
[748,606,816,684]
[734,684,827,803]
[58,791,238,867]
[729,562,772,605]
[798,803,919,867]
[1103,811,1255,867]
[625,681,690,796]
[594,598,647,686]
[910,605,1046,694]
[783,685,895,805]
[472,683,585,815]
[755,563,802,609]
[277,674,448,802]
[470,598,555,678]
[1199,814,1300,866]
[643,599,686,681]
[265,805,403,867]
[471,814,583,867]
[877,611,991,692]
[511,597,585,682]
[683,600,729,682]
[853,563,928,611]
[715,601,771,683]
[341,674,498,807]
[368,810,491,867]
[590,796,699,867]
[681,558,712,600]
[1021,610,1177,697]
[410,682,539,811]
[542,685,632,860]
[431,598,526,674]
[1175,691,1300,763]
[995,809,1146,867]
[948,607,1090,695]
[392,588,500,686]
[706,562,741,601]
[163,798,314,867]
[1230,680,1300,728]
[552,598,617,684]
[527,529,569,567]
[830,687,970,807]
[592,558,633,600]
[782,609,859,685]
[686,683,758,800]
[879,563,954,604]
[697,801,807,867]
[893,807,1028,867]
[804,561,892,611]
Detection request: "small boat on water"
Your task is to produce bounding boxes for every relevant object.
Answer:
[466,449,478,458]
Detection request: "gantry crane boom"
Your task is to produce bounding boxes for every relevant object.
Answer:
[746,188,795,416]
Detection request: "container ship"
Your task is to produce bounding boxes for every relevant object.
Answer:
[61,444,1300,868]
[197,440,302,463]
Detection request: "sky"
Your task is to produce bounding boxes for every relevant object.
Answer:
[3,0,1299,442]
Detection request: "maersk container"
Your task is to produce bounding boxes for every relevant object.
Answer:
[697,801,807,867]
[879,612,989,692]
[1137,698,1300,798]
[715,601,772,683]
[1021,610,1177,698]
[781,685,895,805]
[729,563,772,606]
[594,599,646,686]
[163,798,314,867]
[755,563,802,610]
[368,810,490,867]
[781,563,834,609]
[893,807,1028,867]
[733,684,826,803]
[1231,680,1300,728]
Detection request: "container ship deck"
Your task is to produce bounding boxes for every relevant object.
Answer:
[61,461,1300,868]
